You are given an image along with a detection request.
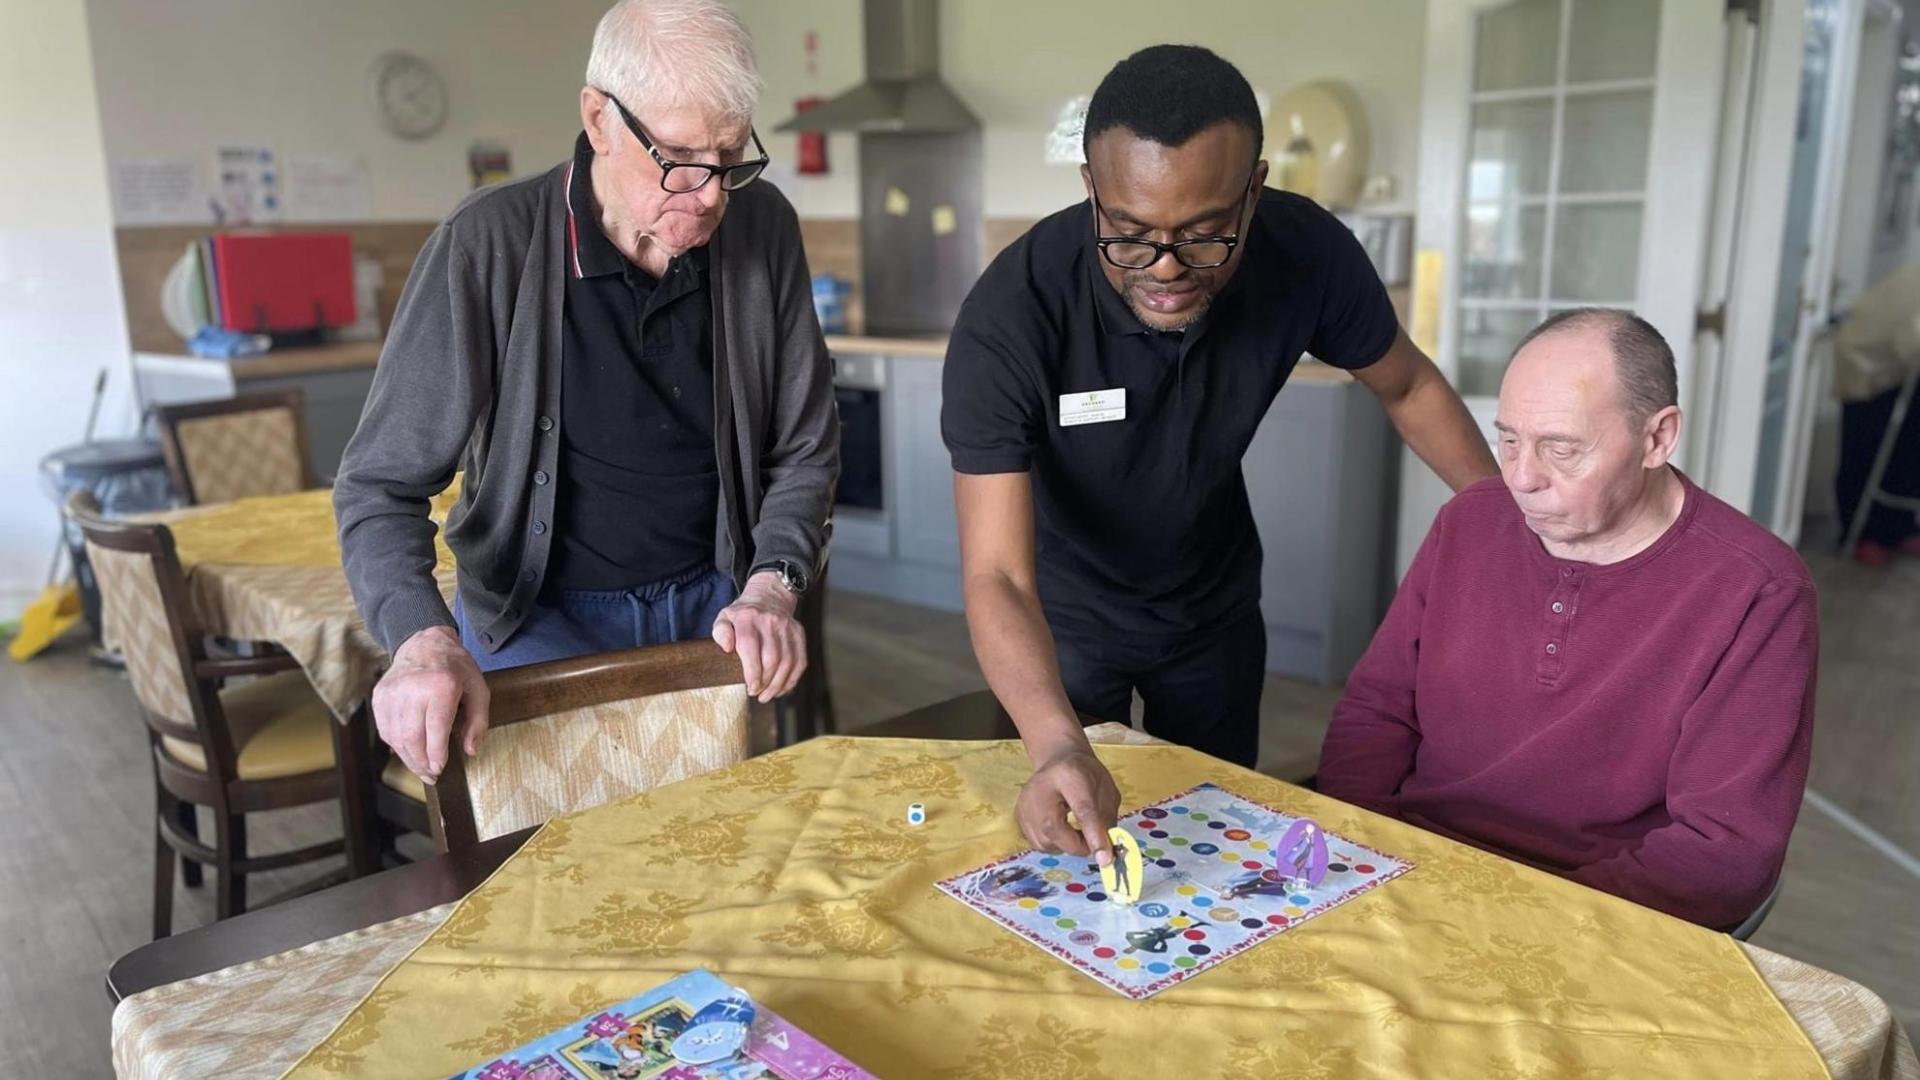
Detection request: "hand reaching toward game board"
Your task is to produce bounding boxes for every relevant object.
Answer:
[1018,742,1121,864]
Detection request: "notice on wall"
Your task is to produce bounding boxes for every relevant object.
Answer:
[285,156,372,221]
[1411,248,1444,358]
[213,144,281,225]
[110,159,210,224]
[468,142,513,189]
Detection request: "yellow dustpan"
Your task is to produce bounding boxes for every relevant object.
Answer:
[10,368,111,662]
[8,582,83,661]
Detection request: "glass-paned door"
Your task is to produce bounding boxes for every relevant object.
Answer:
[1750,0,1838,530]
[1457,0,1662,395]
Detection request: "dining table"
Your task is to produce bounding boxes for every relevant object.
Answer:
[107,724,1917,1080]
[130,485,459,724]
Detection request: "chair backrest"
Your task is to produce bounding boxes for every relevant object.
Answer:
[155,389,313,505]
[68,492,240,778]
[426,640,753,850]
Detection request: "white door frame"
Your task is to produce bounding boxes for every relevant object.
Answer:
[1400,0,1731,571]
[1687,3,1764,486]
[1774,0,1886,540]
[1703,0,1809,514]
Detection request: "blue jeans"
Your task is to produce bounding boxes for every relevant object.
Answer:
[456,565,738,673]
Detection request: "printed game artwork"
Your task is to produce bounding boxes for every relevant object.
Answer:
[936,782,1412,1000]
[451,968,874,1080]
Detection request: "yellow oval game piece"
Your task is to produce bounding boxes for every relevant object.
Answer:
[1099,827,1145,905]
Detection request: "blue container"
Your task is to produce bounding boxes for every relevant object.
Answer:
[811,274,852,335]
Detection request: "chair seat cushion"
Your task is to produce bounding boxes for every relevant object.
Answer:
[380,756,426,802]
[159,671,335,781]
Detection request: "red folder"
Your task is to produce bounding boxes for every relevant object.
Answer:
[211,232,355,333]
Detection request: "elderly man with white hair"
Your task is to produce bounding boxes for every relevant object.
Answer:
[1317,309,1818,930]
[335,0,838,784]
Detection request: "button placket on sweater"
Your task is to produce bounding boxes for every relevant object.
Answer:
[1537,564,1584,685]
[511,409,560,634]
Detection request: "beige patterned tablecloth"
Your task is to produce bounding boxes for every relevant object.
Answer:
[133,488,457,721]
[108,726,1917,1080]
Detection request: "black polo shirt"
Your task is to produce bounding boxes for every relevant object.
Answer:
[549,133,718,590]
[942,189,1398,640]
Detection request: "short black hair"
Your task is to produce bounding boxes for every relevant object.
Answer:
[1511,307,1678,424]
[1084,45,1262,165]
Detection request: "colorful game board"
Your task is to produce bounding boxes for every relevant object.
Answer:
[936,782,1412,999]
[451,968,874,1080]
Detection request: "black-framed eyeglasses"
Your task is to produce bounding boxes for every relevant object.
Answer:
[1089,171,1257,270]
[599,89,769,193]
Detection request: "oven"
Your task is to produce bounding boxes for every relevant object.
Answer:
[831,352,892,557]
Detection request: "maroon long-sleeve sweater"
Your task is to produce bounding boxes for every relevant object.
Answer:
[1318,472,1817,929]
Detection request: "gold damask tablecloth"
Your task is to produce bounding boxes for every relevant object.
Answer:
[245,734,1915,1079]
[135,487,458,721]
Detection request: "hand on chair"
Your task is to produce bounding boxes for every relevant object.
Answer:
[711,571,807,703]
[373,625,490,783]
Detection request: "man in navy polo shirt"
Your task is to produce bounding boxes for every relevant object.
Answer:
[942,46,1497,863]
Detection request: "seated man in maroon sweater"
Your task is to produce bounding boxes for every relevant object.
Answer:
[1317,308,1817,929]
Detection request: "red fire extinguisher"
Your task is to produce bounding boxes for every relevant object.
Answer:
[795,97,828,176]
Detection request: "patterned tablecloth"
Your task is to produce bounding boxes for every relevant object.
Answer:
[109,726,1916,1080]
[134,487,457,721]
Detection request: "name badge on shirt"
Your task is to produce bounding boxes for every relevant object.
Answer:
[1058,388,1126,427]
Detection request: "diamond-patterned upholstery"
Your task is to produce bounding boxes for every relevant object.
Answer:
[460,684,751,842]
[88,543,195,728]
[174,407,304,504]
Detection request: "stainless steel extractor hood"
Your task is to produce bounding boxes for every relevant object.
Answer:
[775,0,979,135]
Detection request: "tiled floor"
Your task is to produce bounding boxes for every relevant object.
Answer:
[2,543,1914,1074]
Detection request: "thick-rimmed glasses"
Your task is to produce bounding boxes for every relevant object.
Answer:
[599,89,769,193]
[1089,171,1257,270]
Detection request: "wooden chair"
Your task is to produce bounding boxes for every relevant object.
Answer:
[413,640,756,851]
[153,389,314,505]
[70,491,362,939]
[774,566,837,744]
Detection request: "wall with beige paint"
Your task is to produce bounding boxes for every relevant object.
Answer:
[740,0,1429,219]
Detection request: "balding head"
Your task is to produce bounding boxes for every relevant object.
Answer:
[1495,310,1685,556]
[1511,308,1677,427]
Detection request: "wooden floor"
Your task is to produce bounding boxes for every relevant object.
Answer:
[3,548,1916,1075]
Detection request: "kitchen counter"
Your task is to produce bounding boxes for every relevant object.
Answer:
[825,332,1355,383]
[824,334,948,359]
[132,341,384,480]
[137,341,383,378]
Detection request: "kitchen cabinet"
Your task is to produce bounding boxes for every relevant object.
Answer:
[1243,372,1399,684]
[887,358,962,571]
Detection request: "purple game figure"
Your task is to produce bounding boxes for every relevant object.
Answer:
[1275,818,1329,889]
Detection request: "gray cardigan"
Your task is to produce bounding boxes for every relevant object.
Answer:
[334,157,838,655]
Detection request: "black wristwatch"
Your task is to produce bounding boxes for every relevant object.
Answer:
[749,558,810,595]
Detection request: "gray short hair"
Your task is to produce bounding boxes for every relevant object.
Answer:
[1511,307,1678,425]
[586,0,761,125]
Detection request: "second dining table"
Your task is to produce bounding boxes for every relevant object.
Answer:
[137,484,459,722]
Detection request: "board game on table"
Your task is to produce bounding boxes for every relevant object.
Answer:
[936,782,1412,999]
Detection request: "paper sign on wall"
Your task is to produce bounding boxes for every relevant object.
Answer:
[1411,248,1444,358]
[285,156,372,221]
[110,159,210,224]
[213,144,281,225]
